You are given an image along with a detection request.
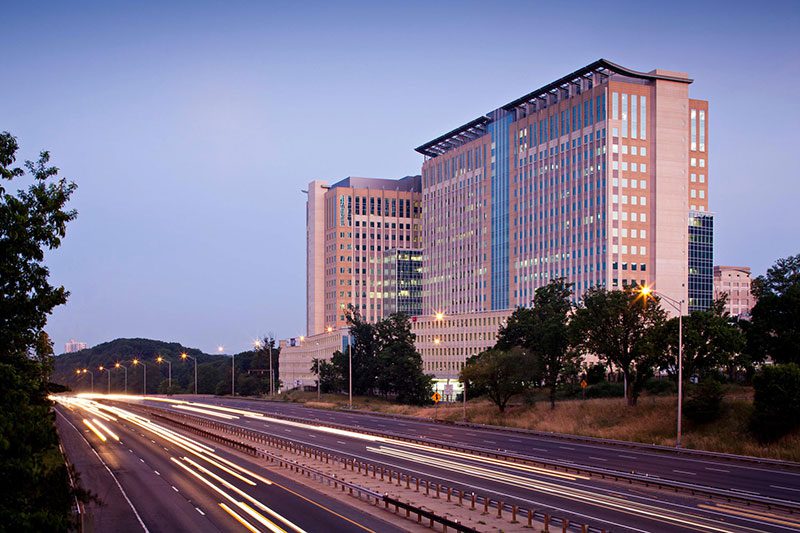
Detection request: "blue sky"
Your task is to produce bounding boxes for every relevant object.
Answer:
[3,1,798,353]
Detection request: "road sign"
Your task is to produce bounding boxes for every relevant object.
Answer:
[444,384,454,396]
[431,392,442,403]
[580,379,588,389]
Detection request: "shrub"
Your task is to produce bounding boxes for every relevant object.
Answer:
[584,363,607,385]
[583,381,625,398]
[683,379,724,423]
[645,377,677,395]
[750,363,800,442]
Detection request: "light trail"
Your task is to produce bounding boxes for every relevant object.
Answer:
[174,404,240,419]
[93,419,120,441]
[82,418,107,442]
[369,445,747,533]
[219,502,261,533]
[171,458,289,533]
[179,457,304,533]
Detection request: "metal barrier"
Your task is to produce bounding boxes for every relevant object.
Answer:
[117,402,604,533]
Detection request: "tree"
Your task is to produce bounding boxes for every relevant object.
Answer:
[748,254,800,365]
[750,363,800,442]
[332,305,378,395]
[571,287,667,406]
[374,313,432,405]
[659,296,745,380]
[497,278,576,409]
[0,132,79,529]
[459,348,528,413]
[311,357,342,393]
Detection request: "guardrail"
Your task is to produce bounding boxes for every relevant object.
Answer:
[217,394,800,470]
[170,402,800,514]
[122,402,601,533]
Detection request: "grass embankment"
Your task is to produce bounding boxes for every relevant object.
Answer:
[278,389,800,462]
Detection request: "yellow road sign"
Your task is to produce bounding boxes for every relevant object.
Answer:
[431,392,442,403]
[580,379,588,389]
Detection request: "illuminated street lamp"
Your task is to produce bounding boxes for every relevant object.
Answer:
[219,345,233,396]
[254,338,275,396]
[114,362,128,393]
[75,368,94,393]
[156,355,172,389]
[98,365,111,394]
[131,358,147,395]
[180,352,197,394]
[639,285,685,448]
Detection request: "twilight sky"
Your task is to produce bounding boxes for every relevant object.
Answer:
[3,1,798,354]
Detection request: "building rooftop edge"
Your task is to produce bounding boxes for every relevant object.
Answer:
[415,58,694,158]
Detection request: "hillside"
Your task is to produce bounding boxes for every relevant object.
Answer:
[53,338,278,395]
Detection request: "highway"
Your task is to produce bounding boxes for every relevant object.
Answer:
[185,395,800,502]
[108,394,800,533]
[54,396,406,533]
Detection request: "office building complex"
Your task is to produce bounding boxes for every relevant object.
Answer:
[416,59,711,316]
[64,339,87,353]
[305,176,422,335]
[714,266,755,319]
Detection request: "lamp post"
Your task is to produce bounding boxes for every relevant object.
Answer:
[156,356,172,390]
[639,286,685,448]
[132,358,147,395]
[76,368,94,393]
[255,337,274,396]
[98,365,111,394]
[180,353,197,395]
[114,362,128,393]
[219,346,232,396]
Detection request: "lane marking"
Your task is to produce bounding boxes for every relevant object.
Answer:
[483,440,496,444]
[730,488,760,495]
[55,409,150,532]
[672,470,696,476]
[195,507,205,516]
[770,485,800,493]
[559,446,575,450]
[172,486,179,492]
[589,456,608,462]
[510,439,522,443]
[530,447,547,452]
[618,454,637,459]
[705,467,730,473]
[154,470,161,476]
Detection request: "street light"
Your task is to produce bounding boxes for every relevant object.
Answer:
[114,362,128,393]
[156,355,172,390]
[348,333,353,410]
[180,352,197,395]
[639,285,685,448]
[219,345,233,396]
[131,358,147,395]
[75,368,94,393]
[98,365,111,394]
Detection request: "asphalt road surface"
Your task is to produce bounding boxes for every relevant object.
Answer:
[55,398,406,533]
[114,394,800,533]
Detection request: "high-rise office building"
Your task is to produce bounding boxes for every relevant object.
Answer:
[305,176,422,335]
[416,59,711,315]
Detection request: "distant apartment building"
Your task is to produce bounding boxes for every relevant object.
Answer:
[416,59,711,316]
[714,266,755,318]
[305,176,422,336]
[64,339,87,353]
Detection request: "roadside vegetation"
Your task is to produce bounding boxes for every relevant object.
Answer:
[0,132,85,529]
[458,255,800,445]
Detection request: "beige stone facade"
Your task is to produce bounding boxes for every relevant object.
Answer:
[713,266,755,318]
